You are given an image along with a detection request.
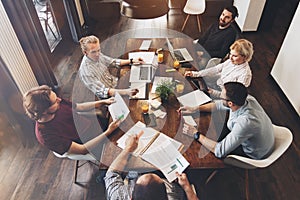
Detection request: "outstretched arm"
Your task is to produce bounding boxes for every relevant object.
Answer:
[67,119,121,155]
[119,57,144,66]
[177,102,217,114]
[75,97,115,111]
[108,131,144,172]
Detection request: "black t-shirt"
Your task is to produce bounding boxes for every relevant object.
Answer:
[198,22,237,58]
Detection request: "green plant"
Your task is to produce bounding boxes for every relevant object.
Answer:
[155,80,175,101]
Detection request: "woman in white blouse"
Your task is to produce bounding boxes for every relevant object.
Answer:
[185,39,254,97]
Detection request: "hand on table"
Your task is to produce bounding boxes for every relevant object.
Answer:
[118,88,139,97]
[177,106,198,114]
[184,71,194,77]
[132,57,145,65]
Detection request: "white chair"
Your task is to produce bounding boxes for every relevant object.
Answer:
[53,151,98,184]
[181,0,206,32]
[224,124,293,200]
[205,57,222,69]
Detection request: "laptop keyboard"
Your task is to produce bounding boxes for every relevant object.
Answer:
[140,67,149,80]
[174,50,184,61]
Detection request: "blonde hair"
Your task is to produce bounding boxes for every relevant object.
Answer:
[23,85,52,121]
[79,35,99,53]
[230,39,254,62]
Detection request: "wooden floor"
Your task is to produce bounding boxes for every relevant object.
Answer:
[1,1,300,200]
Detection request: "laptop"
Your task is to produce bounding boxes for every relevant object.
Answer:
[166,38,193,63]
[129,57,158,83]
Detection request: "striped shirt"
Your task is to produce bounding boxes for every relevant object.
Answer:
[79,53,119,99]
[104,171,185,200]
[193,59,252,89]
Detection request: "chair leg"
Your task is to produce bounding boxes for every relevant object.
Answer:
[196,15,201,32]
[245,169,249,200]
[205,170,218,185]
[74,160,79,183]
[181,14,190,31]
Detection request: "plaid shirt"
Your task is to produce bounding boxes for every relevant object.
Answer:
[104,171,186,200]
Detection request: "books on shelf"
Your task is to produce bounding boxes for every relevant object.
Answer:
[117,121,189,182]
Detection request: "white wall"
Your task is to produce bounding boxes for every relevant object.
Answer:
[271,2,300,116]
[0,1,38,95]
[234,0,266,31]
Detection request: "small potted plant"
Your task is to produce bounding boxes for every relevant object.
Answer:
[155,80,175,103]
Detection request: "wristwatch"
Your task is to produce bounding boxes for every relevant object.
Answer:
[194,132,200,142]
[130,58,133,65]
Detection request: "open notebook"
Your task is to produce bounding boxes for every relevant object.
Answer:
[117,121,189,182]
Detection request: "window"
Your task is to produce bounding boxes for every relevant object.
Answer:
[33,0,61,52]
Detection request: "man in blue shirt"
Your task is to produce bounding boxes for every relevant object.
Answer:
[178,82,274,159]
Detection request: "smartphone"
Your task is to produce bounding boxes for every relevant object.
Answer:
[143,113,157,127]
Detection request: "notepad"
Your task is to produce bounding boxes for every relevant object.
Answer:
[139,40,152,50]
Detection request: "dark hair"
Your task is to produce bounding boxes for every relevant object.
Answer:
[23,85,53,120]
[224,5,239,19]
[224,82,247,106]
[132,175,167,200]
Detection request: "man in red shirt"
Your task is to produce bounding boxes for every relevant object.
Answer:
[23,85,121,159]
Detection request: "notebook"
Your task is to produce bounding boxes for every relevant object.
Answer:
[166,38,193,63]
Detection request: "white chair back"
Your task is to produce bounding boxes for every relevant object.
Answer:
[183,0,206,15]
[224,124,293,169]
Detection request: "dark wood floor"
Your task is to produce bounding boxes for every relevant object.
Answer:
[1,1,300,200]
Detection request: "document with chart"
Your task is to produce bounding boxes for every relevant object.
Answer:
[108,92,130,121]
[117,121,188,182]
[142,139,190,182]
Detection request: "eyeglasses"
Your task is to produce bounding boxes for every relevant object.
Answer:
[218,97,231,102]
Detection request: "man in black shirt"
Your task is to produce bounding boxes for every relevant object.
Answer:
[195,6,239,59]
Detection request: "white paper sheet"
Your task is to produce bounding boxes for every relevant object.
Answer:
[108,92,130,121]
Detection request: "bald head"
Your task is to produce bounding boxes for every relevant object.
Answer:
[132,173,167,200]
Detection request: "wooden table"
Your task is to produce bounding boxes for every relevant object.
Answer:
[100,38,226,171]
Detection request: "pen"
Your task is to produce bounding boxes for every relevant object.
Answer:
[118,114,124,120]
[166,69,176,72]
[152,96,160,100]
